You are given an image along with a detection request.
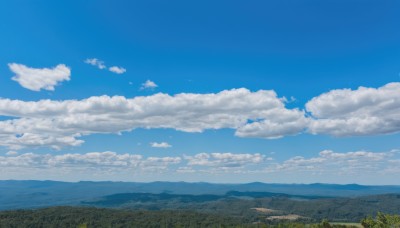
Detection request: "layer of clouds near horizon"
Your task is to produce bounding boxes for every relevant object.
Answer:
[0,81,399,150]
[9,63,71,91]
[0,150,397,177]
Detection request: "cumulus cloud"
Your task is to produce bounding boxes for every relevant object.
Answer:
[0,88,306,150]
[141,80,158,90]
[235,108,309,139]
[150,142,172,148]
[306,82,400,136]
[84,58,106,69]
[109,66,126,74]
[9,63,71,91]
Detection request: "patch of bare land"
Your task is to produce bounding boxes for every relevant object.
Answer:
[266,214,304,221]
[330,223,363,228]
[251,207,280,214]
[251,207,305,221]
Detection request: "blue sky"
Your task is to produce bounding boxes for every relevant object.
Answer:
[0,0,399,184]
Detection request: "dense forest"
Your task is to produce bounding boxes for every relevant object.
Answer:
[0,207,247,228]
[0,207,399,228]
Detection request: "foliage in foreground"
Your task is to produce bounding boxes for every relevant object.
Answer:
[361,212,400,228]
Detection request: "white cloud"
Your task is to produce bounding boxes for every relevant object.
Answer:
[46,151,143,167]
[84,58,106,69]
[150,142,172,148]
[176,166,195,173]
[270,149,394,174]
[141,80,158,90]
[2,81,400,150]
[85,58,126,74]
[0,151,263,174]
[235,108,309,139]
[0,150,397,181]
[184,152,267,173]
[0,151,180,173]
[186,152,265,167]
[109,66,126,74]
[9,63,71,91]
[140,156,181,172]
[0,88,306,150]
[306,82,400,136]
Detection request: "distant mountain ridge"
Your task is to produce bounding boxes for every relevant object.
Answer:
[1,180,400,210]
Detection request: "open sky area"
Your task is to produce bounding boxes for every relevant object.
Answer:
[0,0,399,184]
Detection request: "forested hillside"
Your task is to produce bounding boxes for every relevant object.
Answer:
[83,192,400,222]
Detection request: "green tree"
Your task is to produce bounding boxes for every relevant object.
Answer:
[361,212,400,228]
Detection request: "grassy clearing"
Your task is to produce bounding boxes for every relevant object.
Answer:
[330,222,363,227]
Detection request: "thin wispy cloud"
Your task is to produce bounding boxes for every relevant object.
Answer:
[84,58,106,69]
[267,149,398,176]
[6,151,18,156]
[8,63,71,91]
[84,58,126,74]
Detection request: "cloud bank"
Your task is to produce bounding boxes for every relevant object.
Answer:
[0,88,307,150]
[1,150,397,179]
[0,82,399,150]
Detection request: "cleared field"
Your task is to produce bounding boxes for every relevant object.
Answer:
[251,207,280,214]
[266,214,304,221]
[330,222,363,227]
